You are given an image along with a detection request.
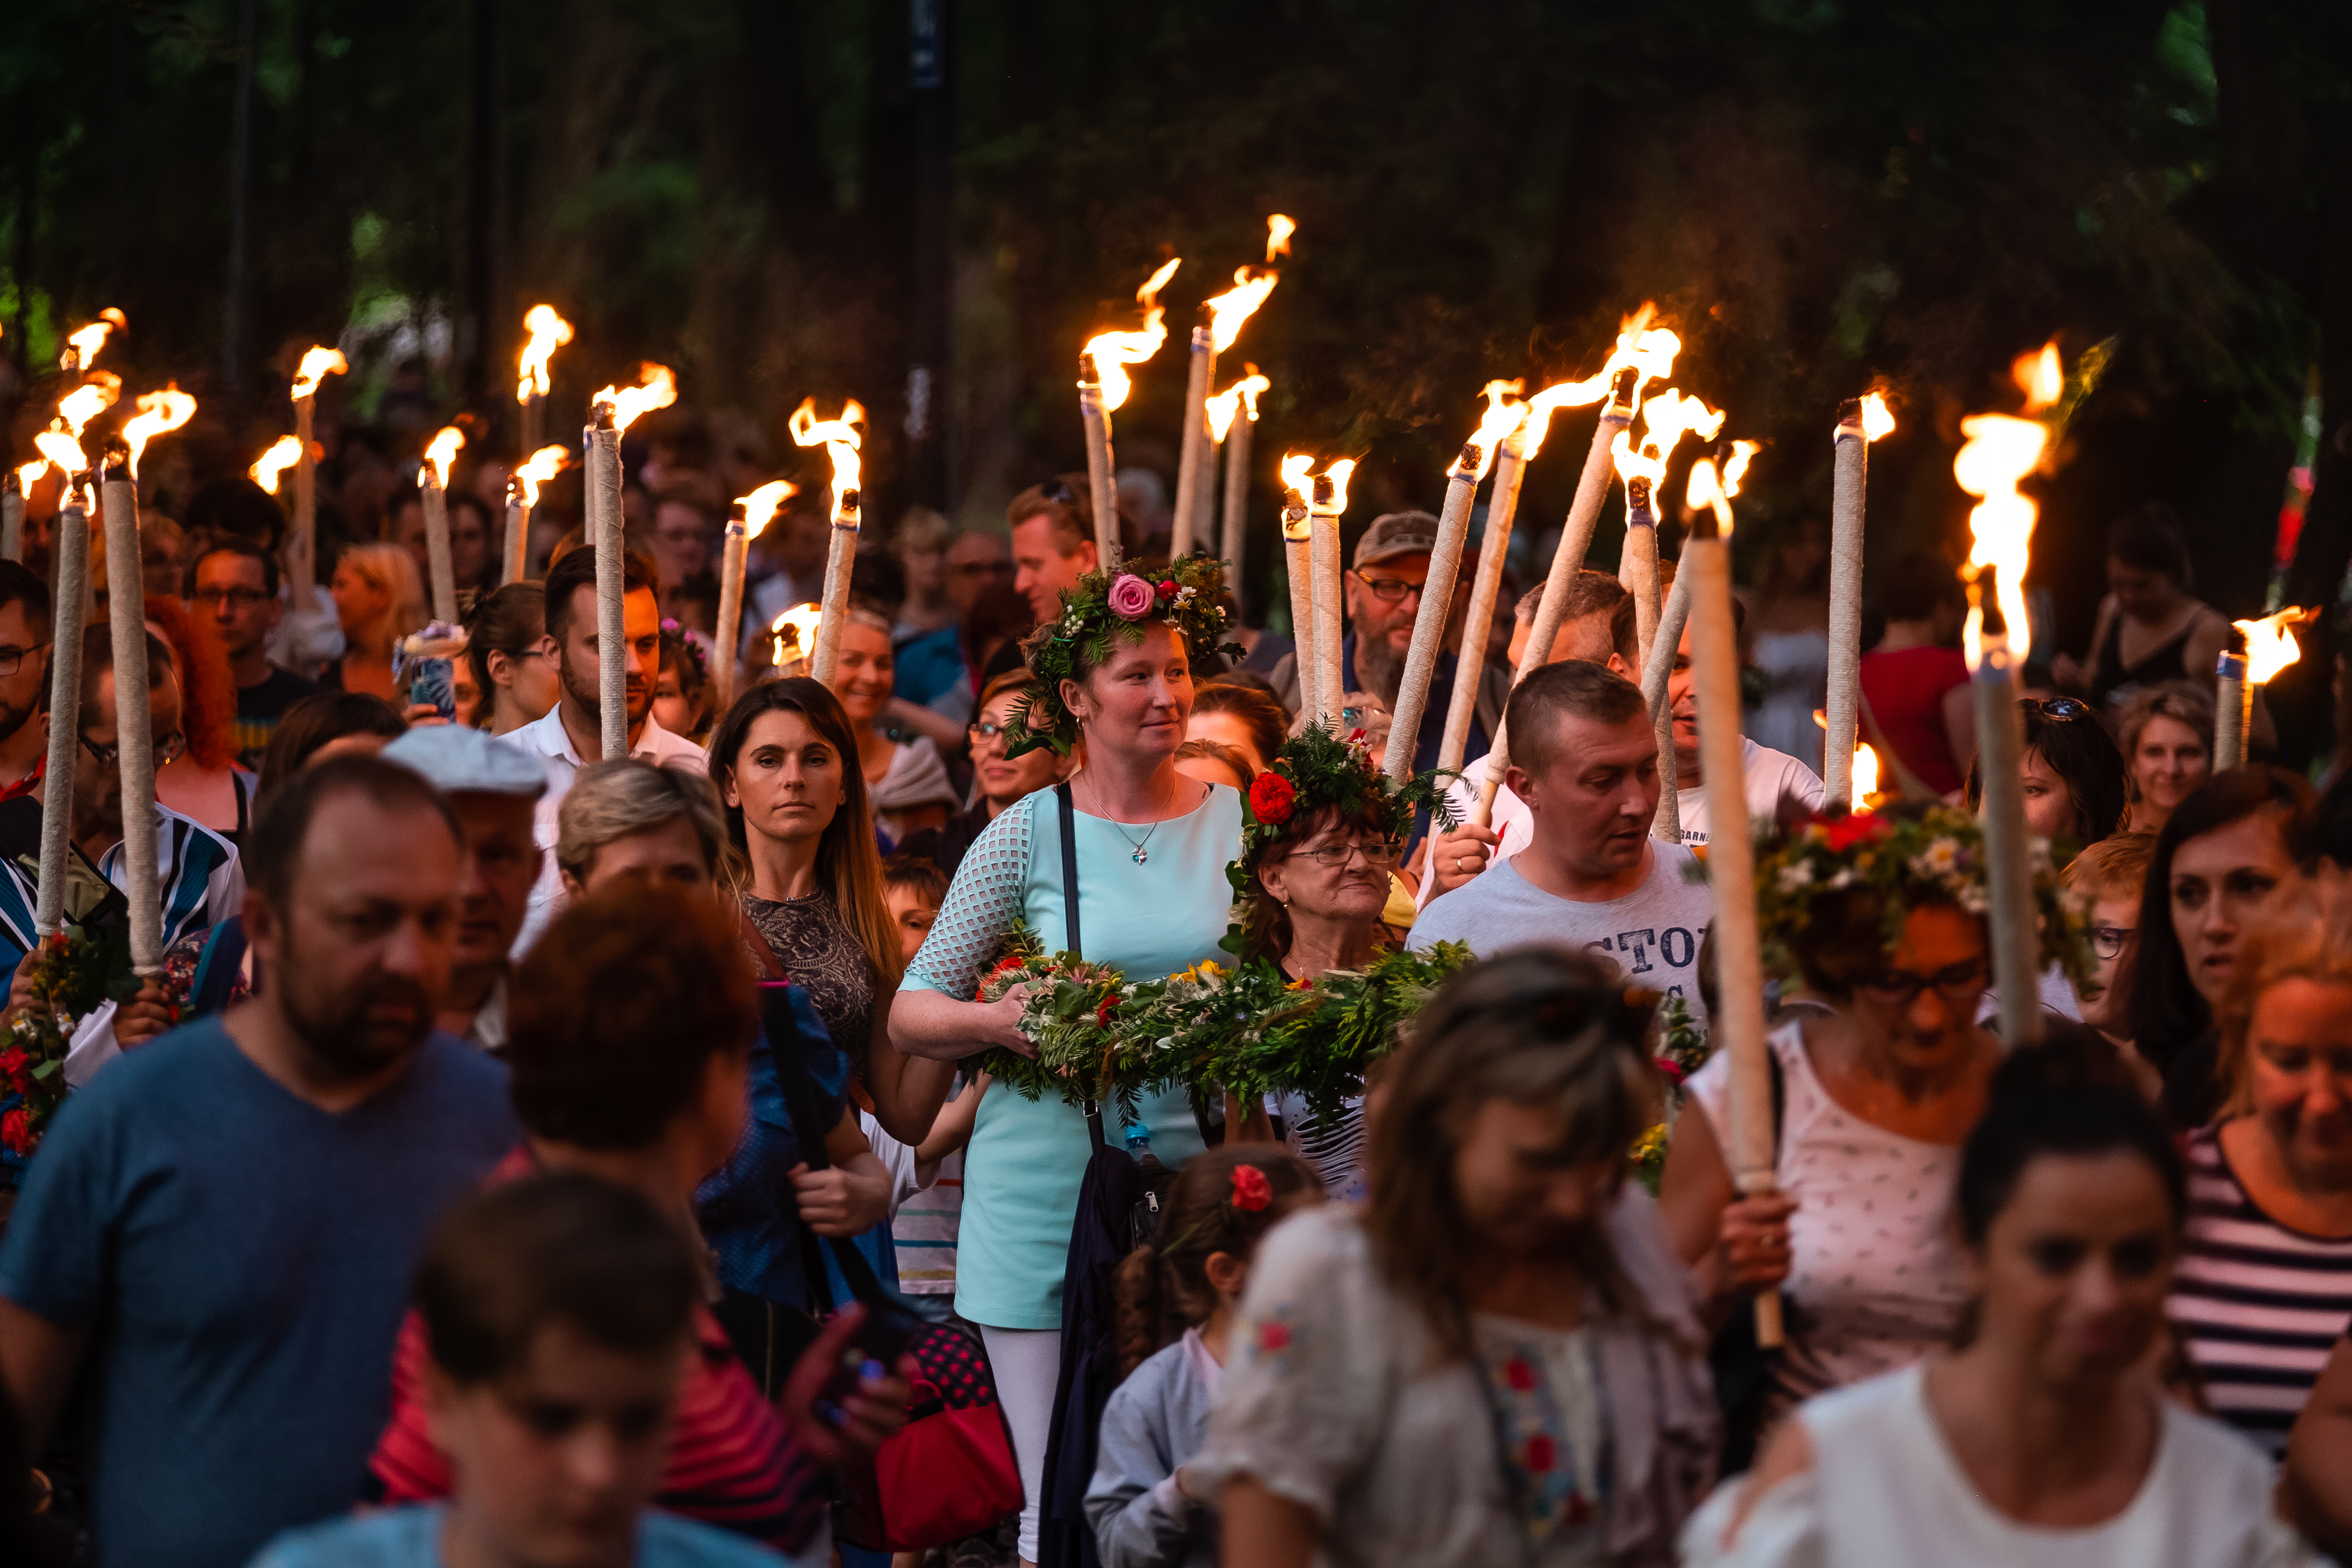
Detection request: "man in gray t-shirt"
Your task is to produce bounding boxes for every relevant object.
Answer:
[1412,659,1716,1028]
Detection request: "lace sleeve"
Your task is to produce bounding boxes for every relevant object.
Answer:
[901,793,1035,998]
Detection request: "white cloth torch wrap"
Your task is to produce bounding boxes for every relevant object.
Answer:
[1824,404,1870,807]
[35,502,91,937]
[1079,360,1120,570]
[1170,323,1214,559]
[1310,482,1346,732]
[584,416,628,759]
[1973,631,2045,1049]
[1644,571,1689,843]
[101,471,163,974]
[810,495,860,687]
[714,509,749,715]
[2214,651,2248,771]
[1440,431,1526,774]
[1384,443,1483,784]
[421,471,458,624]
[1220,408,1254,599]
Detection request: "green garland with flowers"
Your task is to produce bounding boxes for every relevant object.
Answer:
[1735,802,2090,992]
[969,922,1171,1123]
[1002,553,1243,760]
[1,925,135,1158]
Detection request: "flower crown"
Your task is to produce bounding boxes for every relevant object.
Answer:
[1002,553,1240,759]
[1745,802,2088,989]
[1227,724,1456,902]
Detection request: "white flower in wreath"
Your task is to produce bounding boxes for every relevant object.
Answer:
[1957,882,1991,915]
[1827,867,1858,890]
[1914,837,1961,876]
[1777,861,1816,893]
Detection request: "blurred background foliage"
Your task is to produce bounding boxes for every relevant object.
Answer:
[3,0,2350,742]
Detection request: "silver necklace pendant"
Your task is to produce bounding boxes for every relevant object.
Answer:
[1131,845,1149,866]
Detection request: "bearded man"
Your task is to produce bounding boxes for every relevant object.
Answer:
[0,756,519,1568]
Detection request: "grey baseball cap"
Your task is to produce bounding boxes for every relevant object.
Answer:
[382,725,550,799]
[1352,510,1440,570]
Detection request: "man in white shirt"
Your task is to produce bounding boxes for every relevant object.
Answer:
[1424,601,1823,902]
[1411,660,1716,1025]
[499,544,705,955]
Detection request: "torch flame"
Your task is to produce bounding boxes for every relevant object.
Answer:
[121,387,197,477]
[770,603,824,667]
[593,363,679,434]
[1080,257,1183,411]
[64,315,119,370]
[513,445,570,508]
[1454,380,1528,481]
[1954,412,2049,667]
[1265,215,1295,263]
[34,430,86,481]
[788,399,865,523]
[1686,457,1735,539]
[1852,741,1881,803]
[737,480,799,541]
[1280,453,1356,519]
[423,426,466,488]
[57,380,120,438]
[1610,387,1726,490]
[1517,307,1685,459]
[14,461,48,497]
[1721,439,1763,497]
[1859,391,1896,442]
[516,305,575,404]
[2013,340,2062,415]
[1205,268,1278,354]
[250,435,303,495]
[2235,608,2311,687]
[1204,370,1270,443]
[292,345,348,400]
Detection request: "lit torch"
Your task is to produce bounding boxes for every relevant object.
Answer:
[1207,368,1270,609]
[505,444,570,585]
[1814,709,1883,810]
[2216,607,2312,770]
[1278,454,1356,730]
[34,440,96,939]
[583,363,680,757]
[1078,257,1182,568]
[97,431,166,973]
[1174,250,1285,558]
[250,435,303,496]
[1611,387,1726,683]
[1955,349,2058,1050]
[59,309,125,374]
[789,399,865,686]
[1384,381,1526,783]
[1475,306,1683,828]
[1823,390,1897,806]
[769,603,824,675]
[1,460,40,562]
[288,345,349,609]
[716,479,798,711]
[516,304,575,455]
[420,425,467,622]
[119,387,197,481]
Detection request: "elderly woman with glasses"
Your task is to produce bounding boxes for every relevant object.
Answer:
[1660,802,2083,1453]
[896,669,1076,879]
[1227,728,1430,1200]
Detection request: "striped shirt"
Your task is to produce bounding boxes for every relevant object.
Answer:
[0,800,242,969]
[2168,1125,2352,1455]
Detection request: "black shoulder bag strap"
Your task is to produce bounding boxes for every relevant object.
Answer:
[1055,782,1109,1153]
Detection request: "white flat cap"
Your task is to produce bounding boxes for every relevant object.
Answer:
[382,725,550,799]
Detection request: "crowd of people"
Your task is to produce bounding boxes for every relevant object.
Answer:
[4,398,2352,1568]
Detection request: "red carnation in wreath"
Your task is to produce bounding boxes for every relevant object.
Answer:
[1156,579,1179,600]
[1231,1163,1272,1212]
[1816,811,1888,852]
[0,1108,31,1157]
[1096,994,1121,1029]
[1249,773,1295,826]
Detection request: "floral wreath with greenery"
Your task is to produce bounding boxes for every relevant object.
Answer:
[1742,803,2089,992]
[1227,724,1457,905]
[1002,553,1242,760]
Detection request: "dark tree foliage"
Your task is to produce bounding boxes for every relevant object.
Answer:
[3,1,2349,750]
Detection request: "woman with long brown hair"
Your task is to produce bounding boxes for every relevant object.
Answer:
[1195,946,1719,1566]
[707,676,952,1148]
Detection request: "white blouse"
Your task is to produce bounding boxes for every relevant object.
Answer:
[1189,1196,1718,1567]
[1681,1363,2319,1568]
[1684,1020,1970,1418]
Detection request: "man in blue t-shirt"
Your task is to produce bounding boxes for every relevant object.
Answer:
[0,756,521,1568]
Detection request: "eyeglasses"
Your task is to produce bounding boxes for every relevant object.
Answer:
[2091,924,2136,960]
[0,643,49,678]
[1295,840,1402,870]
[2021,696,2094,720]
[1855,958,1988,1005]
[1350,572,1423,604]
[191,587,269,610]
[81,730,188,771]
[969,720,1009,741]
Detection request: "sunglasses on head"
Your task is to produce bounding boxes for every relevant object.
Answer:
[2020,696,2094,720]
[1037,477,1075,506]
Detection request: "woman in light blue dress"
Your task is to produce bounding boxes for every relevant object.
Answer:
[890,562,1243,1565]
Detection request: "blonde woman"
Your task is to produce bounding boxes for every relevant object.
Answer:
[326,542,428,702]
[2115,680,2214,836]
[829,607,958,841]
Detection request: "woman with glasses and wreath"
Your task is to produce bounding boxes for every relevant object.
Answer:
[896,669,1078,880]
[1227,724,1438,1199]
[889,555,1244,1568]
[1657,800,2086,1443]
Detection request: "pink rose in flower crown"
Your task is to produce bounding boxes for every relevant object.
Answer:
[1107,573,1157,622]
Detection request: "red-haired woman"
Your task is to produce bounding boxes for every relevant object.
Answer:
[148,593,259,845]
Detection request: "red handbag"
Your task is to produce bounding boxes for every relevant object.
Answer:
[834,1322,1025,1551]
